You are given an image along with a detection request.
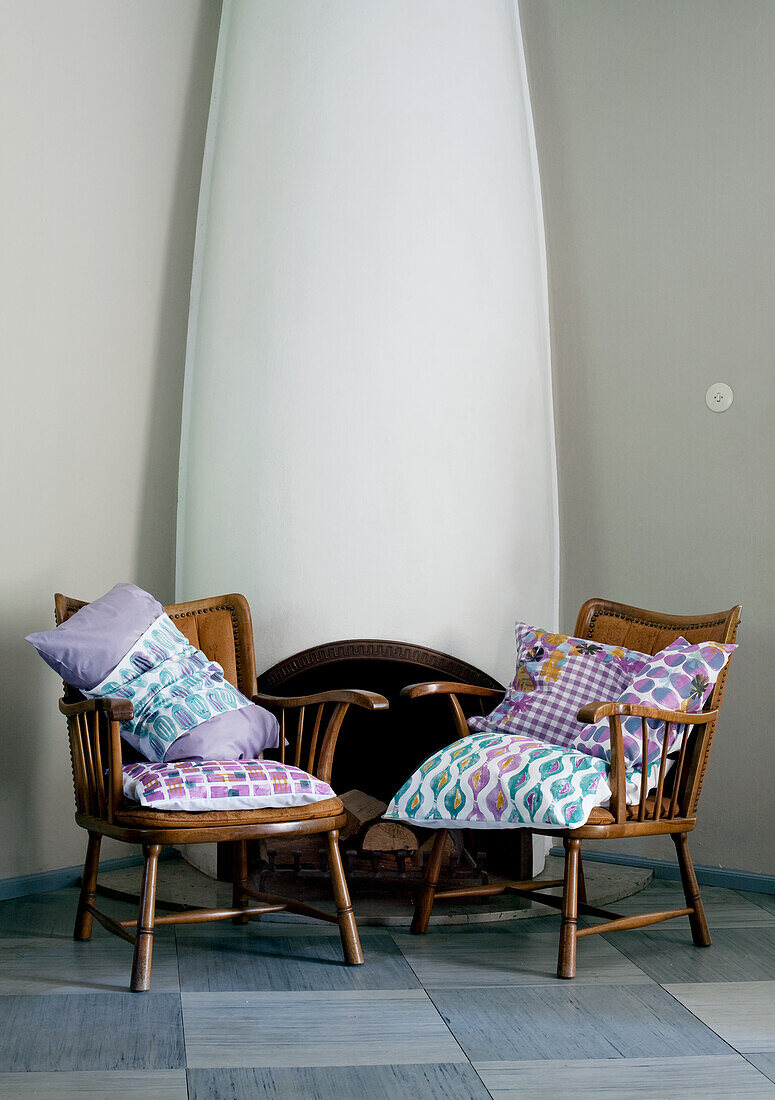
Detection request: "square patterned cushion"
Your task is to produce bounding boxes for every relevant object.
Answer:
[123,759,335,812]
[468,622,652,754]
[578,637,737,767]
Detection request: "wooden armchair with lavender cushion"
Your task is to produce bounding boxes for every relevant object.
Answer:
[27,587,387,991]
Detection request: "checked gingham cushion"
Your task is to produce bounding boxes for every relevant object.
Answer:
[468,622,652,755]
[122,759,335,812]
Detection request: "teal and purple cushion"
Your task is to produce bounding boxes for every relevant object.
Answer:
[385,731,667,831]
[81,611,279,763]
[123,759,334,811]
[577,637,736,767]
[385,731,613,830]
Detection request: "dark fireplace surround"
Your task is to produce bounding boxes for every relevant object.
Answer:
[216,638,532,886]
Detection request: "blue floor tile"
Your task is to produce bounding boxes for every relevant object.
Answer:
[0,994,185,1071]
[428,983,732,1061]
[176,931,419,991]
[187,1062,490,1099]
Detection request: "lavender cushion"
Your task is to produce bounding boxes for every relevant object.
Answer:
[26,583,162,690]
[28,583,280,764]
[163,705,280,763]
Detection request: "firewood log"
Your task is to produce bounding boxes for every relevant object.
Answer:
[361,820,419,852]
[339,789,389,840]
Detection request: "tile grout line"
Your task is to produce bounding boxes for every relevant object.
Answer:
[386,930,488,1083]
[657,978,751,1060]
[173,925,191,1096]
[738,1052,775,1087]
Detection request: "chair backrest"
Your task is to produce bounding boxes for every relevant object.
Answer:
[55,591,259,818]
[55,591,257,699]
[574,597,741,816]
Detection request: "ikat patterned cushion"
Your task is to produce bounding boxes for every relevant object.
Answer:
[123,759,335,812]
[83,612,279,763]
[468,623,651,755]
[385,732,666,831]
[578,637,736,767]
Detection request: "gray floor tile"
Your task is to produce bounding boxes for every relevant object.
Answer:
[0,889,138,940]
[747,1054,775,1084]
[665,981,775,1052]
[0,890,86,940]
[735,891,775,917]
[181,989,466,1068]
[0,935,179,994]
[429,983,731,1061]
[609,882,775,928]
[393,928,652,987]
[475,1054,775,1098]
[0,993,185,1071]
[607,924,775,983]
[187,1062,490,1099]
[176,931,419,992]
[0,1071,188,1099]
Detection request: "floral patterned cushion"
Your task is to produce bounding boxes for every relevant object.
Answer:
[578,637,736,767]
[385,732,667,831]
[122,759,335,812]
[468,623,651,753]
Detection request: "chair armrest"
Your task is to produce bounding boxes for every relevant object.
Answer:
[253,689,389,783]
[254,689,388,710]
[576,700,718,823]
[59,696,134,722]
[59,696,128,821]
[401,681,504,700]
[577,700,718,725]
[401,681,504,740]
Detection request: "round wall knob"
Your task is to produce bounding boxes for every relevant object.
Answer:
[705,382,733,413]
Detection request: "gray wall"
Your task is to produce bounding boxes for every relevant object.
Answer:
[0,0,220,882]
[520,0,775,872]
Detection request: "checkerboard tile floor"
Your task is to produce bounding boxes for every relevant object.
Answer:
[2,869,775,1098]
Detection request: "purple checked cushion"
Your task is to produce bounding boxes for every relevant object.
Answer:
[122,759,335,812]
[578,637,737,767]
[25,583,162,690]
[468,622,652,754]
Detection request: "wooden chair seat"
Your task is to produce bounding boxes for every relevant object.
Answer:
[405,597,740,979]
[55,591,388,991]
[111,795,345,829]
[583,795,682,827]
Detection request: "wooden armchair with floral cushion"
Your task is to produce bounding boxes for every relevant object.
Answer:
[396,598,740,978]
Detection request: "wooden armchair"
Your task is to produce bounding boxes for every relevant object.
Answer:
[55,591,388,991]
[406,598,741,978]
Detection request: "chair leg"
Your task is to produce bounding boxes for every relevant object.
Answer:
[130,843,161,992]
[326,830,363,966]
[411,828,447,935]
[673,832,711,947]
[577,851,588,906]
[232,840,249,924]
[73,832,101,941]
[557,835,581,979]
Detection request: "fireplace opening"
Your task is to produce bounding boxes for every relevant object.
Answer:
[216,639,533,903]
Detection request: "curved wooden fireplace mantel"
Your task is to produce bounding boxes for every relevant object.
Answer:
[260,637,503,694]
